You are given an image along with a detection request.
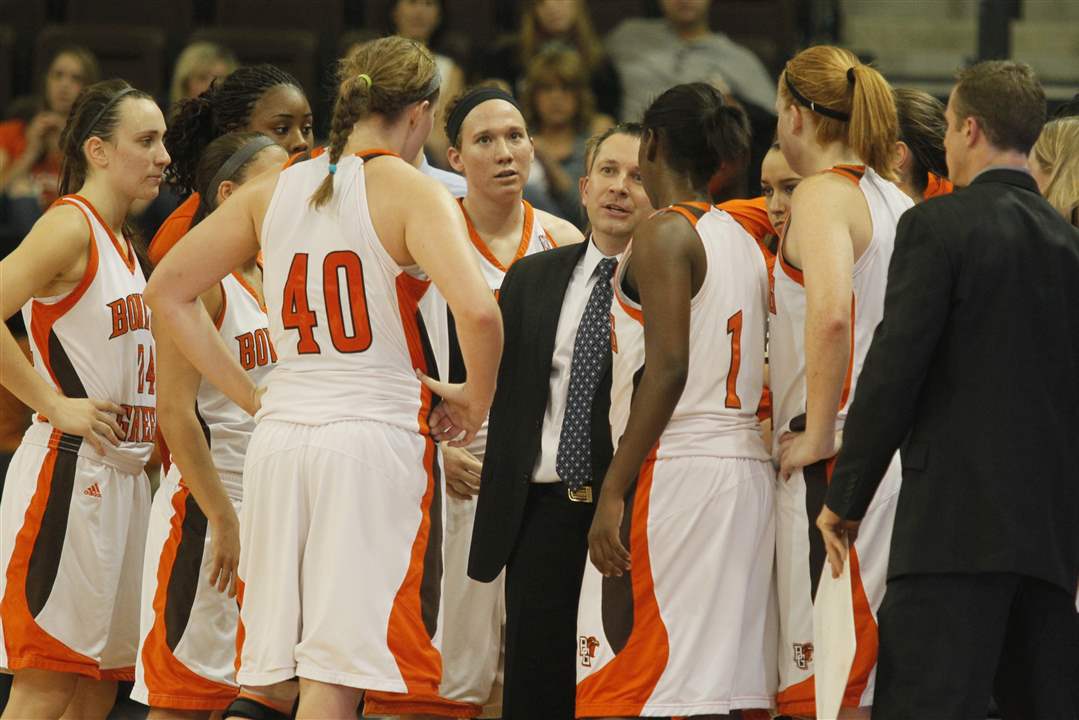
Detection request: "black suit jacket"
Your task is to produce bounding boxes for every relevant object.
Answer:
[468,241,614,582]
[826,169,1079,593]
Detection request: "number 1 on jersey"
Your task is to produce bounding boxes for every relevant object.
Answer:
[725,310,742,409]
[282,251,372,355]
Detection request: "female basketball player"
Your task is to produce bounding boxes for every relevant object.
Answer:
[130,132,288,719]
[894,87,950,203]
[149,65,314,265]
[0,79,169,719]
[770,46,914,719]
[581,82,775,719]
[145,37,502,719]
[363,81,581,720]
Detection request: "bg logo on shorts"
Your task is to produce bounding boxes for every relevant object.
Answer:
[793,642,814,670]
[579,635,600,666]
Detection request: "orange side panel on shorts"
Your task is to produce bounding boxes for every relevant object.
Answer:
[234,577,245,676]
[383,435,442,695]
[141,484,237,710]
[0,432,100,677]
[575,458,669,717]
[380,275,442,695]
[363,691,479,719]
[842,545,878,706]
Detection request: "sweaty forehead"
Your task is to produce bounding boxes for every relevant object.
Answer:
[461,99,526,138]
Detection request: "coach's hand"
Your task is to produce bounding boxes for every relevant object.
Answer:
[207,504,241,597]
[45,395,125,454]
[443,444,482,500]
[588,494,631,577]
[816,505,859,579]
[418,371,487,446]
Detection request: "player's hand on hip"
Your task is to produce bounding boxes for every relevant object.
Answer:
[418,371,488,446]
[588,495,631,577]
[816,505,860,579]
[442,444,482,500]
[46,396,125,455]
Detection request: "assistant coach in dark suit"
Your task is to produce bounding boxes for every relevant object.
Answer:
[817,61,1079,719]
[467,124,650,720]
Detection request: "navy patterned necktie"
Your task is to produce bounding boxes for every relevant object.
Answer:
[556,256,618,491]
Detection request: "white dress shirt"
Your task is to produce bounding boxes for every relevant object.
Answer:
[532,237,621,483]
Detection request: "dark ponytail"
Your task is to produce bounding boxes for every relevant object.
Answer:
[164,64,305,197]
[641,82,750,191]
[894,87,948,195]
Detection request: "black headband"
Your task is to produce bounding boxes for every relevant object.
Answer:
[199,135,277,215]
[78,87,138,147]
[445,87,522,145]
[784,73,851,122]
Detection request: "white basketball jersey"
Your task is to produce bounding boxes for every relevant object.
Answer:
[21,194,155,472]
[257,151,432,432]
[193,272,276,492]
[769,165,914,452]
[609,203,771,461]
[441,198,556,458]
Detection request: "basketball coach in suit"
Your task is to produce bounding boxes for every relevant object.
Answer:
[817,61,1079,719]
[467,124,651,720]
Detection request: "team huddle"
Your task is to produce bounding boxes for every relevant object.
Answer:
[0,28,1075,720]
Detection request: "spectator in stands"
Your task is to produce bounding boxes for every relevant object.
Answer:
[605,0,775,122]
[387,0,465,168]
[0,46,99,238]
[895,87,952,202]
[1031,117,1079,226]
[168,41,238,109]
[479,0,622,119]
[521,47,613,226]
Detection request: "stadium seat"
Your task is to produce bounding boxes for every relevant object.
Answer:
[33,24,167,101]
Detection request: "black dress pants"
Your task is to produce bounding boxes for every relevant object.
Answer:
[502,483,594,720]
[874,572,1079,720]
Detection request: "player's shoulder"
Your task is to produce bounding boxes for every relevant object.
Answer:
[534,208,584,247]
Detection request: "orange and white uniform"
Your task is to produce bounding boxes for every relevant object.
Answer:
[366,198,557,719]
[131,271,275,710]
[575,203,776,717]
[0,194,155,680]
[236,150,444,692]
[770,164,913,716]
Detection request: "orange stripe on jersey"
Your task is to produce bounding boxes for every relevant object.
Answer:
[149,194,200,266]
[0,431,102,678]
[827,164,866,186]
[283,146,326,168]
[576,456,669,717]
[212,281,228,331]
[355,148,402,161]
[777,240,805,286]
[56,195,136,274]
[459,198,537,273]
[141,485,238,710]
[614,282,643,325]
[230,271,265,312]
[924,172,953,198]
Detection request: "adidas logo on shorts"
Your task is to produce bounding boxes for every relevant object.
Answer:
[83,483,102,498]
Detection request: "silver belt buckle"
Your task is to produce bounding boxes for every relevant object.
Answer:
[567,485,593,503]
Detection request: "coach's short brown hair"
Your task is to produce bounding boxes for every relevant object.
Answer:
[952,60,1046,154]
